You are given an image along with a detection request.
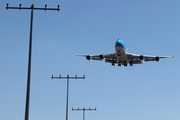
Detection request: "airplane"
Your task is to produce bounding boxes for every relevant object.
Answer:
[76,39,174,66]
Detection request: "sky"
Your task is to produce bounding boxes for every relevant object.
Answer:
[0,0,180,120]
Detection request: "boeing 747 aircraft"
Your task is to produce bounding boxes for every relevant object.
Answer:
[76,39,174,66]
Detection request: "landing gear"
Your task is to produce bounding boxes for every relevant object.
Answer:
[122,61,128,67]
[129,62,133,66]
[110,61,133,67]
[111,59,116,66]
[124,64,127,67]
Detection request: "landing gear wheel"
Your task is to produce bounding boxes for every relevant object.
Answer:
[129,62,133,66]
[118,64,121,66]
[112,63,115,66]
[124,64,127,67]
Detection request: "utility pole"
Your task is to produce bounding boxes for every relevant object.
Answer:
[52,75,85,120]
[6,3,60,120]
[72,107,96,120]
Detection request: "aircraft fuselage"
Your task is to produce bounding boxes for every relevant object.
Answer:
[115,46,128,62]
[115,39,128,64]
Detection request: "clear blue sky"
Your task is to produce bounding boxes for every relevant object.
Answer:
[0,0,180,120]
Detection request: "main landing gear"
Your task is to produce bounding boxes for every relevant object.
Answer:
[112,63,115,66]
[111,61,133,67]
[129,62,133,66]
[124,63,127,67]
[111,62,125,67]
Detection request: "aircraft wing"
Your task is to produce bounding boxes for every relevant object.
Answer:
[76,53,116,60]
[76,52,173,66]
[126,52,174,62]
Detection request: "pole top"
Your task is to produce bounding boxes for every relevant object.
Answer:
[6,3,60,11]
[52,75,85,79]
[6,3,9,10]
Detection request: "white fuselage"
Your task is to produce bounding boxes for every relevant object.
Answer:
[115,46,128,62]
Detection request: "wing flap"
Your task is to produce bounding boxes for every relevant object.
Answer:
[105,58,117,63]
[131,60,142,64]
[144,58,156,61]
[127,52,174,61]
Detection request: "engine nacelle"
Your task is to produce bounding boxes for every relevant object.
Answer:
[86,55,91,60]
[99,54,104,60]
[155,56,159,62]
[139,55,144,60]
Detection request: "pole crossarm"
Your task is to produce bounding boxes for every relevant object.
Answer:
[6,3,60,11]
[72,107,96,120]
[72,107,96,111]
[51,75,85,79]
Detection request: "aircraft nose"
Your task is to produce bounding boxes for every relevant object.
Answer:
[115,40,122,47]
[115,39,126,49]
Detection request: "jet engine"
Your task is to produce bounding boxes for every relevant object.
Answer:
[99,54,104,60]
[139,55,144,60]
[155,56,159,62]
[86,55,91,60]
